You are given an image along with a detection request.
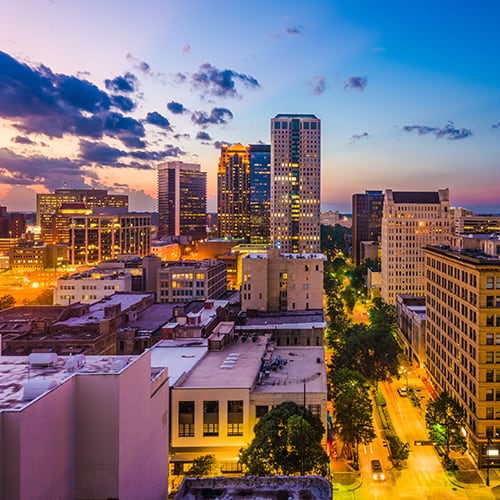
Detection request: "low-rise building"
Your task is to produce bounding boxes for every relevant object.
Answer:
[396,294,426,367]
[157,259,227,304]
[241,249,325,312]
[0,350,169,500]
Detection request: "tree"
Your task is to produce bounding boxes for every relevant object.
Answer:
[369,298,397,331]
[186,454,219,477]
[0,294,15,310]
[28,288,54,305]
[239,401,328,476]
[331,368,376,465]
[425,392,467,462]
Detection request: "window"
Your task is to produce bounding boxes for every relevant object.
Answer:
[486,352,494,364]
[487,334,494,345]
[487,296,494,307]
[487,277,494,289]
[486,426,494,438]
[227,400,243,436]
[487,370,494,382]
[308,404,321,416]
[203,401,219,436]
[486,389,494,401]
[487,407,494,419]
[179,401,194,437]
[256,405,269,418]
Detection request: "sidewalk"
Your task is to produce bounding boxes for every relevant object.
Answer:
[329,457,361,492]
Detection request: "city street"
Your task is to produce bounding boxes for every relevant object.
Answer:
[331,370,496,499]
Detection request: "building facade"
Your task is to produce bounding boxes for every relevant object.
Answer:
[270,114,321,253]
[381,189,452,304]
[352,191,384,265]
[241,249,325,312]
[157,161,207,240]
[249,144,271,244]
[157,259,227,303]
[395,294,426,367]
[424,237,500,467]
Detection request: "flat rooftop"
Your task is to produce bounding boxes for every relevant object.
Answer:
[175,336,268,390]
[239,310,326,331]
[0,354,139,412]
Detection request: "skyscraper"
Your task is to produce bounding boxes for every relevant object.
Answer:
[270,114,321,253]
[249,144,271,244]
[352,190,384,265]
[381,189,452,304]
[157,161,207,240]
[217,143,250,240]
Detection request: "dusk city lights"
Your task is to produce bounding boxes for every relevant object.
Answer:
[0,1,499,499]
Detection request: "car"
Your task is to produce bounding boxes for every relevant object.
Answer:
[371,459,385,481]
[398,387,408,397]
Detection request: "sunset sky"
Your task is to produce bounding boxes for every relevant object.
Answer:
[1,0,499,214]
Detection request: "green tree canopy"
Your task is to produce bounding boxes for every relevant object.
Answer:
[331,368,375,461]
[425,392,467,460]
[186,454,219,477]
[239,401,328,476]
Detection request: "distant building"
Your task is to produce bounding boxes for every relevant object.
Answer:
[36,188,128,230]
[0,350,169,500]
[9,243,59,271]
[249,144,271,244]
[395,294,426,367]
[424,235,500,468]
[241,248,325,312]
[271,114,321,253]
[352,191,384,265]
[54,268,133,305]
[381,189,452,304]
[157,161,207,240]
[453,212,500,236]
[157,259,227,303]
[0,206,26,238]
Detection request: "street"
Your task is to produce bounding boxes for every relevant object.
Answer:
[332,369,495,499]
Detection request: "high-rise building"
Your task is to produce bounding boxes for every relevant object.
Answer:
[217,143,250,240]
[217,143,271,244]
[352,191,384,265]
[249,144,271,244]
[381,189,452,304]
[270,114,321,253]
[157,161,207,240]
[37,189,128,226]
[424,236,500,467]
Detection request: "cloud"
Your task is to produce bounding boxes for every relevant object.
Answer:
[401,122,473,141]
[309,76,326,96]
[111,95,136,112]
[12,135,36,145]
[350,132,372,142]
[182,44,191,54]
[196,131,211,141]
[79,140,125,165]
[213,141,226,149]
[285,25,304,35]
[191,107,233,127]
[126,53,153,76]
[104,72,138,93]
[344,76,368,92]
[492,122,500,129]
[145,111,171,130]
[167,101,186,114]
[189,62,260,98]
[173,133,190,140]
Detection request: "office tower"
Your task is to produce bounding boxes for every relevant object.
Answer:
[424,237,500,467]
[157,161,207,240]
[270,114,321,253]
[381,189,452,305]
[249,144,271,244]
[37,189,128,226]
[352,191,384,265]
[217,143,250,240]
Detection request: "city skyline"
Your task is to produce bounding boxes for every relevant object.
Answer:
[1,1,499,214]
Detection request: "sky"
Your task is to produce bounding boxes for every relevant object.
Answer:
[0,0,499,214]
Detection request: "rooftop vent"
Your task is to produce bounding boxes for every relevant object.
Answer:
[23,379,58,401]
[28,352,58,367]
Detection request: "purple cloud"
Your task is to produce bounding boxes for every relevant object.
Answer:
[350,132,372,142]
[492,122,500,129]
[191,107,233,127]
[12,135,36,145]
[401,122,472,141]
[344,76,368,92]
[309,76,326,96]
[167,101,186,114]
[285,25,304,35]
[145,111,171,130]
[196,131,211,141]
[105,72,138,93]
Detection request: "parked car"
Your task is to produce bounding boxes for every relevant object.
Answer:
[398,386,408,397]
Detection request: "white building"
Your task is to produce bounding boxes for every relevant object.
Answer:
[54,268,132,305]
[381,189,452,304]
[0,351,169,500]
[270,114,321,254]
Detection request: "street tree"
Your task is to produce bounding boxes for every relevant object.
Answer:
[331,368,376,465]
[425,391,467,462]
[186,454,219,477]
[239,401,328,476]
[0,294,15,310]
